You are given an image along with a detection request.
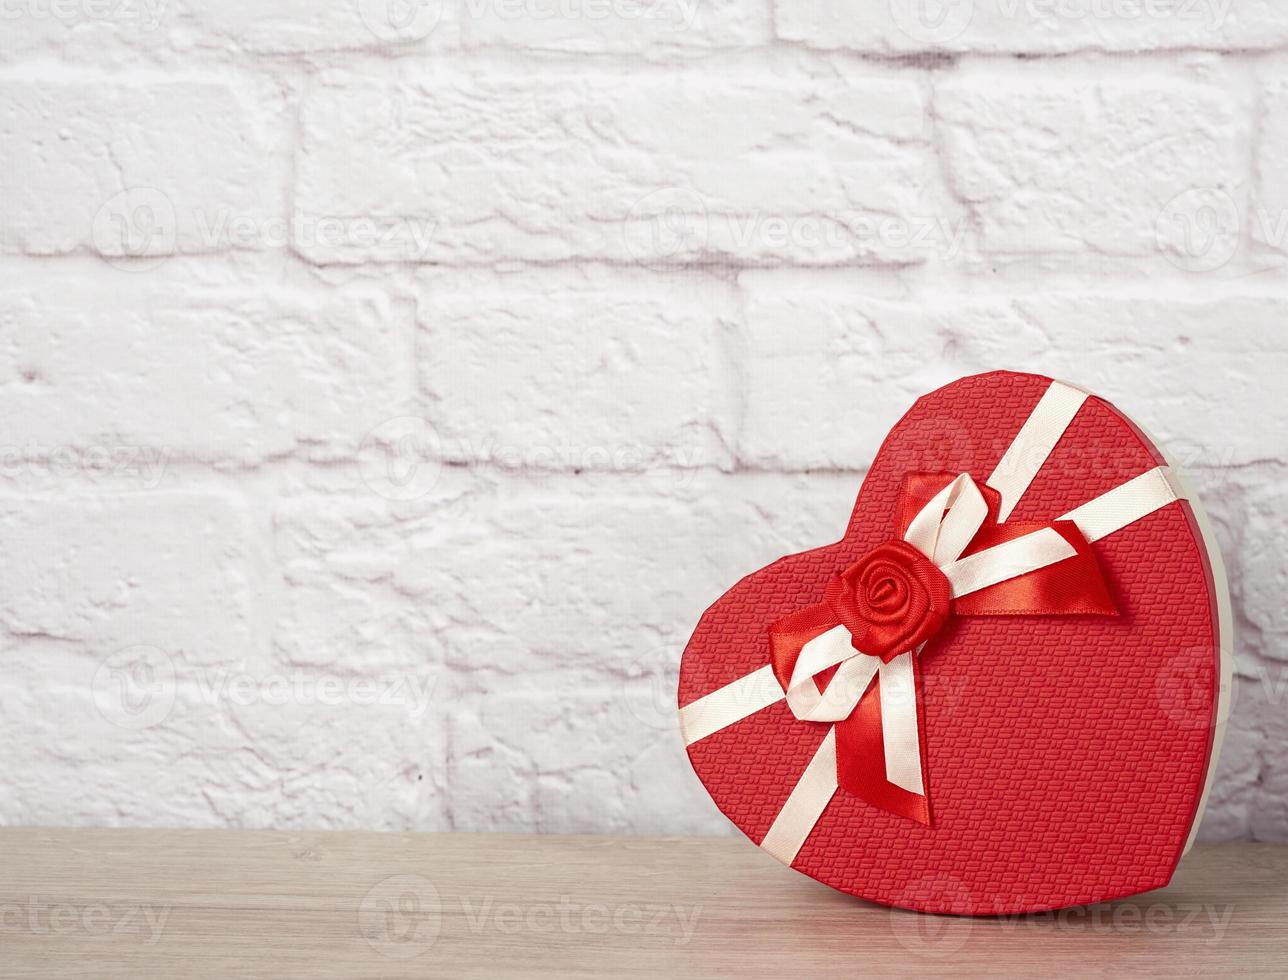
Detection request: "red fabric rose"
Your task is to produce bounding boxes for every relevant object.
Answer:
[824,540,951,662]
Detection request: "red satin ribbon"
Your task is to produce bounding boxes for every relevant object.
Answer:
[769,472,1116,825]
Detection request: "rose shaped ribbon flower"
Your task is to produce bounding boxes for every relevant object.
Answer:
[767,472,1115,826]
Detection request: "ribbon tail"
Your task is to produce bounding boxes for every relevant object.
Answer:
[835,651,931,826]
[951,521,1116,616]
[759,727,839,866]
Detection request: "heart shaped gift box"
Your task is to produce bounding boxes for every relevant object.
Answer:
[678,371,1231,915]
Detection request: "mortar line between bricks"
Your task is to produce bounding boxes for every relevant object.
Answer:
[15,250,1288,299]
[5,46,1287,82]
[0,458,1275,494]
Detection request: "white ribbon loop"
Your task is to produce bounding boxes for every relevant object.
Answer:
[785,472,992,729]
[785,626,879,723]
[780,472,1087,816]
[903,472,989,566]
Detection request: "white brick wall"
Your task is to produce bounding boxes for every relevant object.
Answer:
[0,1,1283,841]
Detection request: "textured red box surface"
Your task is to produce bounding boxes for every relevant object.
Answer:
[678,371,1229,914]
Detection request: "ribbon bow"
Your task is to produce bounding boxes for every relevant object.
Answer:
[767,472,1115,825]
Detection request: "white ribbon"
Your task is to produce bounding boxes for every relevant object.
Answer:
[781,473,1076,796]
[680,473,1187,752]
[987,381,1090,522]
[879,650,923,794]
[784,626,877,723]
[782,475,986,729]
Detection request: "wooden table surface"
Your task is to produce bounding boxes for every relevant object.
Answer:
[0,830,1282,978]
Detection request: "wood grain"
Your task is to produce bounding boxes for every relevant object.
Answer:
[0,831,1281,978]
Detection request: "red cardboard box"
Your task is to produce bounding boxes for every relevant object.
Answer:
[678,371,1231,915]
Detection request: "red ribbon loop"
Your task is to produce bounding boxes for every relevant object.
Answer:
[768,471,1115,824]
